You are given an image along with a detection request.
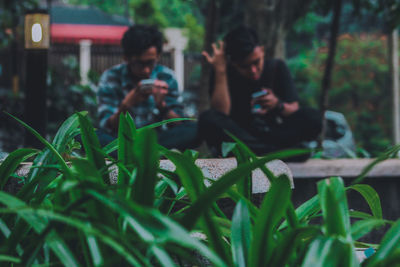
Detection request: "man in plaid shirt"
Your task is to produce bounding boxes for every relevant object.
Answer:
[96,24,199,150]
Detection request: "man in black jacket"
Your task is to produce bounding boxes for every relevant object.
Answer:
[199,25,322,158]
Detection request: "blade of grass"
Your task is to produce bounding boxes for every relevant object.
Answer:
[6,112,71,177]
[151,245,177,267]
[231,199,251,267]
[364,219,400,267]
[249,175,292,267]
[352,144,400,185]
[347,184,382,219]
[318,177,352,240]
[161,149,231,264]
[139,117,194,131]
[0,255,21,264]
[87,189,227,267]
[27,112,82,182]
[181,149,303,230]
[0,192,79,266]
[232,145,252,200]
[269,226,320,267]
[351,219,387,241]
[301,236,359,267]
[77,113,109,185]
[161,148,205,201]
[117,113,136,188]
[0,148,38,190]
[131,128,159,206]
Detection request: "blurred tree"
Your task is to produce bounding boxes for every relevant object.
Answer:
[245,0,314,58]
[290,34,392,155]
[0,0,38,48]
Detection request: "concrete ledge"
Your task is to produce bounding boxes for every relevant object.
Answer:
[14,159,293,194]
[287,159,400,179]
[160,158,293,194]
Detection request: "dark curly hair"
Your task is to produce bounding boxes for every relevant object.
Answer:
[121,24,163,57]
[224,25,259,62]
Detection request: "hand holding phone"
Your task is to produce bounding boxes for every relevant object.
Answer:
[139,79,156,92]
[251,89,269,114]
[251,90,269,99]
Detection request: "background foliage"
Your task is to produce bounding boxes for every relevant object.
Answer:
[1,0,400,157]
[288,16,393,156]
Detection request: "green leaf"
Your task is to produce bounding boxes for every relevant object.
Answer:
[151,245,177,267]
[27,112,82,182]
[28,208,143,266]
[131,128,159,206]
[0,254,21,263]
[365,220,400,267]
[231,199,251,267]
[347,184,382,219]
[349,210,374,220]
[86,229,104,266]
[77,113,109,185]
[70,158,104,183]
[180,149,303,231]
[52,111,87,153]
[161,150,230,264]
[0,192,79,266]
[351,219,387,240]
[352,144,400,185]
[301,236,359,267]
[318,177,352,240]
[232,144,252,200]
[138,117,194,131]
[161,148,205,202]
[87,190,227,267]
[117,113,136,188]
[249,175,292,267]
[103,139,118,155]
[0,148,38,190]
[269,226,320,267]
[6,112,71,177]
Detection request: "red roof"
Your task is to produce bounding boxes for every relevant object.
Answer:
[51,24,129,45]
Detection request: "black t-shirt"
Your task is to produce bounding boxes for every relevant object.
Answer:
[210,58,299,129]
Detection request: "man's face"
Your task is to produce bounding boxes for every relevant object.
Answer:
[232,46,265,80]
[126,46,159,80]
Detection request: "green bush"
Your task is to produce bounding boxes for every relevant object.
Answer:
[47,56,99,136]
[0,111,399,266]
[288,34,392,156]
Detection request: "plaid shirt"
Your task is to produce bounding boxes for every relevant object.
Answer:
[97,63,183,131]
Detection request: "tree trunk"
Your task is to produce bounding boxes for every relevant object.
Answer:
[244,0,313,59]
[197,0,219,113]
[318,0,343,146]
[389,29,400,144]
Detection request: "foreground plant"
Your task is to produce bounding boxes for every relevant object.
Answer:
[0,111,399,266]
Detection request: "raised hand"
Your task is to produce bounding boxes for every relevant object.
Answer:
[202,40,227,72]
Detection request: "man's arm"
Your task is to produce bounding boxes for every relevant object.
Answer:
[202,41,231,115]
[106,88,140,131]
[97,67,152,133]
[275,59,299,116]
[154,69,184,121]
[252,60,299,117]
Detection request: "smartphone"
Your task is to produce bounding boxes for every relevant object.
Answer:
[140,79,155,91]
[251,90,268,99]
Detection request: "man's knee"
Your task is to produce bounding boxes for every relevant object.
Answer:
[293,107,323,140]
[198,109,227,127]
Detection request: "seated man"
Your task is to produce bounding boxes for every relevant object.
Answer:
[97,24,199,151]
[199,25,322,159]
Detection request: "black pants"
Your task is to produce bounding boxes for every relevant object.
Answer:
[198,108,322,159]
